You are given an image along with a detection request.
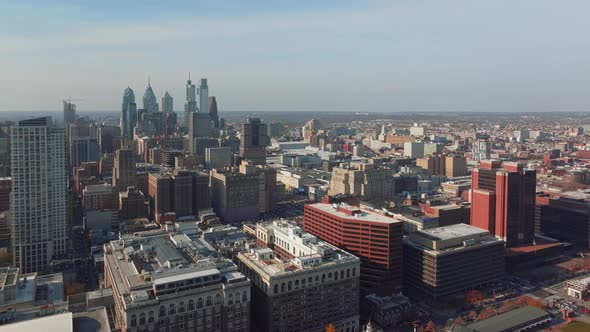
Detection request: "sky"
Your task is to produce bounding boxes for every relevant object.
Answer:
[1,0,589,113]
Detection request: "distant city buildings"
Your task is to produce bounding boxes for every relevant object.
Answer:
[161,91,173,113]
[142,78,159,113]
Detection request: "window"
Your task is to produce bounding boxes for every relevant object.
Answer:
[206,296,212,306]
[215,294,222,305]
[148,311,154,323]
[281,283,285,292]
[295,280,299,288]
[242,291,248,302]
[159,306,166,317]
[139,313,146,325]
[188,300,195,311]
[169,304,176,315]
[198,298,203,308]
[130,315,137,327]
[274,284,279,294]
[322,274,326,282]
[228,294,234,305]
[288,281,292,291]
[352,268,356,277]
[179,302,185,313]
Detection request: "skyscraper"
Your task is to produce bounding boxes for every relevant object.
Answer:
[10,117,67,273]
[121,87,137,139]
[198,78,208,113]
[161,91,173,113]
[184,73,197,128]
[239,117,268,165]
[471,160,536,247]
[142,77,159,113]
[209,96,219,128]
[63,100,76,127]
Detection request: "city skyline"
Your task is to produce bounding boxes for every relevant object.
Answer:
[2,0,590,113]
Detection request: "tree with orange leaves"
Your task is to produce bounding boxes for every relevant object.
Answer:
[478,307,494,320]
[325,323,337,332]
[467,311,477,321]
[425,320,436,331]
[466,290,484,304]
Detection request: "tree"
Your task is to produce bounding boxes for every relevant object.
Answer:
[466,290,484,304]
[453,316,466,326]
[425,320,436,332]
[478,307,494,320]
[325,323,337,332]
[467,311,477,321]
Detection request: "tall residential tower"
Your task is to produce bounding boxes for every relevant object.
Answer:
[10,117,67,273]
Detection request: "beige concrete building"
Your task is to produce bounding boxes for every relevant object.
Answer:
[238,220,360,332]
[104,231,251,332]
[445,155,467,178]
[328,163,394,207]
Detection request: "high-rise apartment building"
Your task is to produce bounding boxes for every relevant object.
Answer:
[471,160,536,247]
[161,91,173,113]
[238,219,360,332]
[239,118,268,165]
[472,140,490,161]
[10,117,67,273]
[121,87,137,139]
[403,141,425,158]
[416,154,446,176]
[104,231,251,332]
[112,148,137,194]
[304,203,403,294]
[403,224,505,300]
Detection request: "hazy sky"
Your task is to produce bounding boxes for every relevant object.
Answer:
[1,0,589,112]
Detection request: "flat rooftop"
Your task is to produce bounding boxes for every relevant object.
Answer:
[0,312,73,332]
[308,203,401,224]
[419,223,488,241]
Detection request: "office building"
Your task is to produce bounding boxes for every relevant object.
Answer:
[161,91,173,113]
[121,87,137,139]
[98,125,121,154]
[403,141,425,158]
[10,117,67,273]
[210,168,260,223]
[83,183,114,211]
[0,177,10,212]
[445,155,467,177]
[198,78,208,114]
[238,219,360,332]
[205,147,232,170]
[472,140,490,161]
[148,173,172,222]
[209,96,219,129]
[239,118,268,165]
[416,154,446,176]
[267,122,284,138]
[184,74,197,128]
[328,163,395,207]
[172,170,193,218]
[112,148,137,194]
[118,186,148,220]
[70,137,100,168]
[536,191,590,249]
[409,125,425,137]
[304,203,403,294]
[143,78,159,113]
[192,171,211,214]
[471,160,536,247]
[403,224,505,300]
[63,100,76,127]
[104,231,251,332]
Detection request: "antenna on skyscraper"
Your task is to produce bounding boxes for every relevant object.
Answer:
[148,75,151,87]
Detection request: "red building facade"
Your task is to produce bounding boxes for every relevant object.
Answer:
[303,203,403,294]
[471,161,536,247]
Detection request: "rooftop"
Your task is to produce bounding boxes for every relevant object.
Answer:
[452,306,550,332]
[308,203,401,224]
[419,223,488,241]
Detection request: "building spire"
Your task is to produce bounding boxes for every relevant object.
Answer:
[148,75,151,87]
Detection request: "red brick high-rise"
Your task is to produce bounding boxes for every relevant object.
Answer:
[471,160,536,247]
[303,203,403,294]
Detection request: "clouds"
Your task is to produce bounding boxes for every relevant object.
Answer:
[0,0,589,112]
